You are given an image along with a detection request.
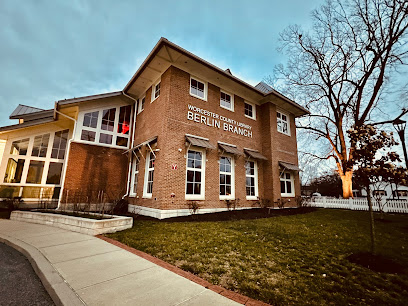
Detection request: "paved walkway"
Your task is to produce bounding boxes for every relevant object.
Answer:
[0,219,239,306]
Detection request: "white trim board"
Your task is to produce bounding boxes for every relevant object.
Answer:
[128,204,256,219]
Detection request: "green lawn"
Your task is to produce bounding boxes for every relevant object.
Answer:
[107,209,408,305]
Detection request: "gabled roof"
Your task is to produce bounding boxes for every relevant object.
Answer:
[123,38,309,117]
[10,104,45,119]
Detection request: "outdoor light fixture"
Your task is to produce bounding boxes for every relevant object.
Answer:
[393,118,408,168]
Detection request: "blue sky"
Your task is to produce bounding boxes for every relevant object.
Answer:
[0,0,324,126]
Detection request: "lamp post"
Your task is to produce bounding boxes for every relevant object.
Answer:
[393,118,408,168]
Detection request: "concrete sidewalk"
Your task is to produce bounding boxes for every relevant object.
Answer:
[0,219,239,306]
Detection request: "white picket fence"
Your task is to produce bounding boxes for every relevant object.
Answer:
[308,197,408,214]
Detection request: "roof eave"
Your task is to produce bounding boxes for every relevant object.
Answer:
[57,91,124,107]
[0,116,55,133]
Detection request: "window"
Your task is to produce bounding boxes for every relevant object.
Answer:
[186,150,204,199]
[138,96,145,113]
[152,81,161,101]
[10,138,29,155]
[101,108,116,132]
[32,134,50,157]
[220,91,234,111]
[144,152,155,197]
[277,111,290,135]
[130,157,140,196]
[51,130,69,159]
[81,130,96,142]
[219,156,234,199]
[46,163,63,184]
[83,111,99,128]
[245,161,258,199]
[4,158,25,183]
[245,102,256,120]
[190,77,206,100]
[2,130,68,190]
[118,105,131,135]
[116,137,128,147]
[26,161,45,184]
[78,105,132,148]
[280,171,294,196]
[99,133,113,145]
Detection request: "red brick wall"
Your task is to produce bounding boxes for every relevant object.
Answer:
[62,142,129,203]
[128,65,300,210]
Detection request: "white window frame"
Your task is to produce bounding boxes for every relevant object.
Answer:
[185,148,206,200]
[280,171,295,197]
[245,160,258,200]
[219,154,235,200]
[138,96,145,114]
[244,102,256,120]
[76,104,133,149]
[277,110,291,136]
[189,76,207,101]
[2,130,69,189]
[220,90,234,112]
[151,79,161,102]
[143,151,155,198]
[129,156,140,197]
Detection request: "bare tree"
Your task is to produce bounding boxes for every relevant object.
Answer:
[274,0,408,198]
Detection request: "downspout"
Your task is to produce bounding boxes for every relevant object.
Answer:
[54,104,77,210]
[122,91,138,199]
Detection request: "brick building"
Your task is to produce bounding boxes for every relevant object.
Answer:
[0,38,308,218]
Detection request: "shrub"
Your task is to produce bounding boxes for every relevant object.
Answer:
[256,198,272,208]
[187,201,200,219]
[295,196,309,208]
[224,198,239,211]
[276,198,288,209]
[2,197,23,210]
[112,198,129,215]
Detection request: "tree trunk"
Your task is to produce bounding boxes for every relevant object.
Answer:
[340,170,353,199]
[366,183,376,254]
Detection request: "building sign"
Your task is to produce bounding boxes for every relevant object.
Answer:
[171,164,177,170]
[187,105,253,138]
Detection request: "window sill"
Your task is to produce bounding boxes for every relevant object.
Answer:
[277,130,291,137]
[220,105,234,112]
[190,93,207,101]
[185,195,205,200]
[137,109,144,115]
[245,114,256,121]
[142,194,152,199]
[219,196,235,200]
[281,193,295,198]
[246,196,258,200]
[72,140,129,150]
[150,96,160,103]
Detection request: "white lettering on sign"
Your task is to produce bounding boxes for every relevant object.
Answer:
[187,105,252,138]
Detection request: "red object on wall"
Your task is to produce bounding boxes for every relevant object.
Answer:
[171,164,177,170]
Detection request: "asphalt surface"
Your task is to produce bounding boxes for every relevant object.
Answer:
[0,243,54,306]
